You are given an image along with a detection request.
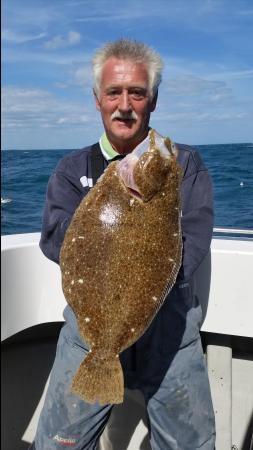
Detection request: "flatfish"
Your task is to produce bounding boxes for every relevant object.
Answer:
[60,129,183,404]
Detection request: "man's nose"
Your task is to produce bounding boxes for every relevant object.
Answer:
[118,91,132,112]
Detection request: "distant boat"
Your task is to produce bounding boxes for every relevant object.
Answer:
[1,198,12,204]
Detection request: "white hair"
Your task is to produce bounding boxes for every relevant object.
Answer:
[92,39,164,99]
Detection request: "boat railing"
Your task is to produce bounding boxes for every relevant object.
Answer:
[213,227,253,239]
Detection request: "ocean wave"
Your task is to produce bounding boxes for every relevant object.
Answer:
[2,146,253,234]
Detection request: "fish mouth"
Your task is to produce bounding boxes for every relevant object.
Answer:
[127,187,143,200]
[118,175,143,200]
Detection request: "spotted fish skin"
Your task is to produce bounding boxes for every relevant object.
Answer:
[60,130,183,405]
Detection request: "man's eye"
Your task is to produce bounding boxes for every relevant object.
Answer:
[130,89,146,99]
[107,90,120,98]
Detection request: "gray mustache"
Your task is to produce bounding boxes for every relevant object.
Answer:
[111,110,138,121]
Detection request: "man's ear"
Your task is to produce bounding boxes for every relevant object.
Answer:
[93,89,101,111]
[150,90,158,112]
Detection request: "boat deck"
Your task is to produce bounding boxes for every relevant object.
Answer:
[2,326,253,450]
[2,231,253,449]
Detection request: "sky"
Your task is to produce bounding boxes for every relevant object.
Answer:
[2,0,253,149]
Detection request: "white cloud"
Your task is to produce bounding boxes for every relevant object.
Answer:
[164,75,232,99]
[52,65,93,91]
[72,0,252,34]
[72,65,93,87]
[54,82,69,89]
[207,69,253,81]
[152,70,252,128]
[3,2,58,30]
[152,109,248,125]
[56,114,89,125]
[2,0,252,148]
[2,47,88,65]
[1,86,96,130]
[2,29,46,44]
[44,31,81,50]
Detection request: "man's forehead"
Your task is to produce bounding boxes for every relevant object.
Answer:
[101,57,149,85]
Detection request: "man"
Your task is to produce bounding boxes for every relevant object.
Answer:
[32,39,215,449]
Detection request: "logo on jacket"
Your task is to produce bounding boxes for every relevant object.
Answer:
[80,176,93,188]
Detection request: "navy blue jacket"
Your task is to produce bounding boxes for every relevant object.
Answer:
[40,143,213,283]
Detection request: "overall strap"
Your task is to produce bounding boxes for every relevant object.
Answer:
[90,142,105,185]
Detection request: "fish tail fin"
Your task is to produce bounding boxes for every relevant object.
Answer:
[71,351,124,405]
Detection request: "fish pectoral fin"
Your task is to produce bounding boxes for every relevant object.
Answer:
[71,351,124,405]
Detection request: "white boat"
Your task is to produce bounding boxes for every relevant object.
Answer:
[1,229,253,450]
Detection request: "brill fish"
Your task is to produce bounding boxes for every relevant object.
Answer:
[60,129,183,405]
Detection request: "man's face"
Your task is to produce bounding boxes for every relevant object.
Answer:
[94,57,157,153]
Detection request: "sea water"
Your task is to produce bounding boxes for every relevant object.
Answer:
[1,143,253,235]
